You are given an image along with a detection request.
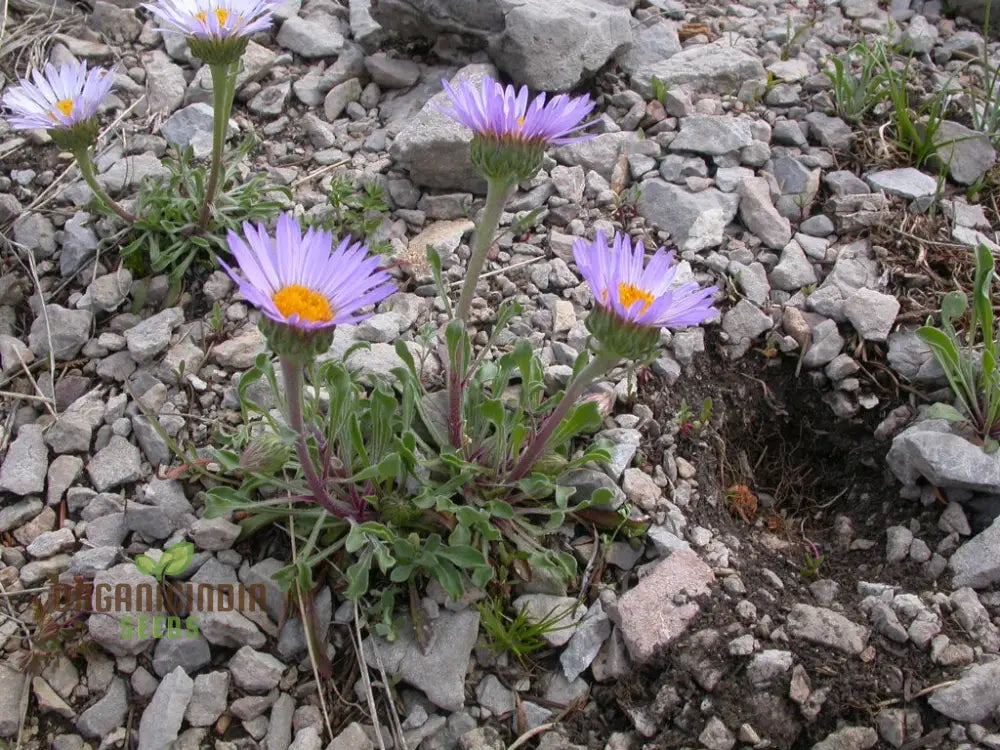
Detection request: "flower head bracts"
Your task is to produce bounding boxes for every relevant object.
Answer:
[2,61,113,133]
[440,75,596,146]
[221,212,397,333]
[572,231,718,361]
[143,0,279,40]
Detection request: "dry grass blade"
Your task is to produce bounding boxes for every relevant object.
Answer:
[353,601,388,750]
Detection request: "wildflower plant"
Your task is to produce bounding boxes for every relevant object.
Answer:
[1,61,135,221]
[198,73,717,619]
[917,243,1000,451]
[143,0,283,231]
[2,43,719,628]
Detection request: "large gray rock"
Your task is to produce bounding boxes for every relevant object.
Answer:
[552,132,638,182]
[276,13,345,58]
[636,179,739,252]
[887,421,1000,493]
[137,667,193,750]
[866,168,938,200]
[927,660,1000,722]
[927,120,997,186]
[616,16,680,75]
[370,0,505,39]
[362,608,479,711]
[0,424,47,496]
[87,436,143,492]
[738,177,792,249]
[670,115,753,156]
[0,663,26,738]
[76,676,128,738]
[87,564,163,656]
[950,517,1000,588]
[632,43,766,97]
[613,549,715,664]
[786,604,868,654]
[390,64,494,192]
[490,0,632,91]
[943,0,999,31]
[28,305,93,361]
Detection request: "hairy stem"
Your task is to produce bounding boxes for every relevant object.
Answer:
[448,352,464,451]
[73,147,136,222]
[197,59,239,233]
[280,356,353,519]
[508,350,619,482]
[455,176,515,323]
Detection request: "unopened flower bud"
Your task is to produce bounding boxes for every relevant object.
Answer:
[239,432,289,473]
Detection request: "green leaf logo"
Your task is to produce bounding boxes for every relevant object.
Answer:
[133,542,195,581]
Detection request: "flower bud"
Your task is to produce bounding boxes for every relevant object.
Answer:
[240,432,290,473]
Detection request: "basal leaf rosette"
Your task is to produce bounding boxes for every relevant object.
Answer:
[143,0,281,64]
[220,212,397,363]
[574,231,719,361]
[440,74,596,184]
[1,61,114,151]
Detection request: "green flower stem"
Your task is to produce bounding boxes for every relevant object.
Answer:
[197,59,240,233]
[279,356,354,519]
[72,146,136,223]
[448,176,515,449]
[508,349,619,482]
[455,176,515,323]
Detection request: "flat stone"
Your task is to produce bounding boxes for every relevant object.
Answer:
[739,177,792,250]
[0,424,47,496]
[87,436,142,492]
[229,646,286,693]
[212,328,266,369]
[887,421,1000,494]
[632,43,766,97]
[614,549,715,664]
[491,0,632,92]
[28,305,93,361]
[927,120,997,186]
[866,168,938,200]
[137,667,193,750]
[927,660,1000,722]
[125,307,183,364]
[812,726,878,750]
[362,609,479,711]
[636,179,739,252]
[786,604,868,654]
[560,601,612,682]
[843,288,899,342]
[277,13,345,58]
[670,116,753,156]
[364,53,419,88]
[0,663,26,737]
[184,671,229,727]
[950,516,1000,588]
[805,112,854,150]
[512,594,585,647]
[324,77,362,121]
[76,676,127,738]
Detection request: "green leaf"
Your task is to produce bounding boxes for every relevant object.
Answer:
[161,542,194,576]
[437,545,487,569]
[135,555,159,577]
[345,548,373,600]
[941,290,968,331]
[924,402,968,422]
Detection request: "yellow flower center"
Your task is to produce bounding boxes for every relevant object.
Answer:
[517,116,525,129]
[272,285,333,323]
[617,282,654,314]
[196,7,229,24]
[53,99,74,118]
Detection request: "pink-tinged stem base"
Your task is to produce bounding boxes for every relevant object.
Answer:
[508,350,618,482]
[279,356,354,519]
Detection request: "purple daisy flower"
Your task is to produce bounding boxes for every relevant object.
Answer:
[143,0,279,39]
[2,61,114,132]
[573,231,718,329]
[220,212,397,331]
[440,75,596,145]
